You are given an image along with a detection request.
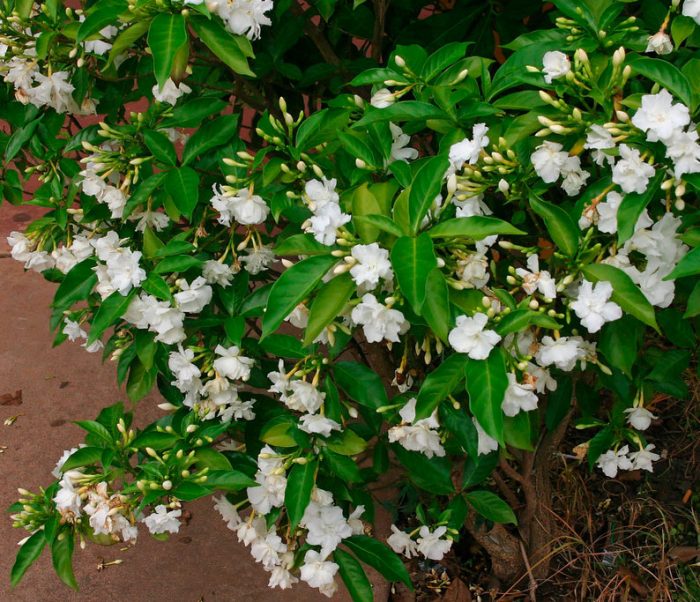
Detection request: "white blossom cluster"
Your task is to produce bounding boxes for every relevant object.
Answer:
[387,524,453,561]
[186,0,274,40]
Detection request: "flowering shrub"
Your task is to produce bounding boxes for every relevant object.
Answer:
[3,0,700,597]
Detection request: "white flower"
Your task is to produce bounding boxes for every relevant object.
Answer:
[628,444,660,472]
[207,0,274,39]
[213,344,254,381]
[299,413,341,437]
[174,277,213,314]
[560,156,590,196]
[370,87,394,108]
[448,313,501,359]
[535,335,583,372]
[349,243,393,288]
[453,193,492,218]
[63,320,87,342]
[306,201,351,246]
[247,473,287,514]
[300,550,339,590]
[448,123,489,171]
[302,502,353,556]
[251,529,287,570]
[168,345,201,392]
[268,565,299,589]
[416,526,452,561]
[473,417,499,455]
[240,245,275,274]
[7,231,33,262]
[142,505,182,534]
[152,78,192,105]
[305,178,339,210]
[580,190,623,233]
[624,407,656,431]
[52,446,85,478]
[389,123,418,163]
[570,280,622,333]
[388,399,445,458]
[501,373,539,417]
[597,445,633,478]
[683,0,700,24]
[515,255,557,299]
[632,89,690,142]
[584,124,616,166]
[348,506,365,535]
[612,144,655,194]
[350,293,409,343]
[28,71,76,113]
[286,380,325,413]
[203,260,236,287]
[542,51,570,83]
[646,32,673,55]
[664,127,700,178]
[129,209,170,232]
[531,140,570,183]
[213,495,241,530]
[387,525,419,558]
[53,477,83,517]
[456,253,490,289]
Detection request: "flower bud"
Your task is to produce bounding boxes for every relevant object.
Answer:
[394,55,406,68]
[355,158,367,169]
[162,480,173,491]
[498,178,509,193]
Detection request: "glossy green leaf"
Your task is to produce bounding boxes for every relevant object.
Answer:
[11,530,46,587]
[415,353,468,420]
[616,172,663,245]
[599,315,644,377]
[182,113,239,166]
[626,55,693,107]
[87,289,135,344]
[105,20,150,70]
[261,255,337,338]
[335,548,373,602]
[304,273,354,346]
[465,490,517,524]
[334,361,388,410]
[148,13,188,89]
[581,264,658,330]
[143,129,177,166]
[465,350,507,445]
[122,172,167,219]
[343,535,412,587]
[355,102,447,128]
[422,268,451,342]
[52,258,97,310]
[428,216,525,239]
[407,156,449,233]
[189,15,254,77]
[51,529,77,590]
[391,233,436,312]
[665,247,700,280]
[285,459,317,532]
[353,214,404,238]
[275,234,331,256]
[529,195,579,257]
[165,166,200,220]
[77,0,127,43]
[393,445,455,494]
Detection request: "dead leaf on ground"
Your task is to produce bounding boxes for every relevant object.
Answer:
[441,577,472,602]
[668,546,700,563]
[618,567,648,597]
[0,390,22,406]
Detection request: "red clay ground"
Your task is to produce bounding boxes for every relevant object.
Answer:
[0,202,388,601]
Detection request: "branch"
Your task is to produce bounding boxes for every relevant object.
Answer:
[371,0,391,62]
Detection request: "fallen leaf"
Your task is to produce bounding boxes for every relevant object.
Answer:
[668,546,700,563]
[441,577,472,602]
[0,390,22,406]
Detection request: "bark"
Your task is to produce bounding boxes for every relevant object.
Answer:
[464,511,524,584]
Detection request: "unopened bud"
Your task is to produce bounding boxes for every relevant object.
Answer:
[186,424,198,433]
[394,55,406,68]
[498,178,509,194]
[675,183,686,197]
[162,480,173,491]
[355,158,367,169]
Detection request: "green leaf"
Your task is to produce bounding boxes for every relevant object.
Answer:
[61,446,104,472]
[52,258,97,310]
[616,172,663,245]
[126,359,156,401]
[393,445,455,494]
[122,172,167,219]
[334,361,388,410]
[529,195,579,257]
[259,334,307,358]
[131,431,179,450]
[323,450,363,482]
[189,15,255,77]
[206,469,257,491]
[494,309,561,335]
[51,529,77,590]
[182,113,240,165]
[415,353,468,420]
[408,156,449,233]
[74,420,114,445]
[171,481,212,501]
[428,216,525,239]
[626,55,693,107]
[76,0,127,43]
[260,416,301,447]
[672,15,696,46]
[296,108,352,151]
[465,350,507,445]
[599,315,644,377]
[5,116,43,163]
[285,459,317,532]
[143,129,177,166]
[87,289,135,344]
[391,233,437,313]
[105,20,150,70]
[464,490,517,524]
[153,255,202,274]
[351,184,386,242]
[304,273,354,346]
[665,247,700,280]
[581,264,658,330]
[165,166,200,220]
[148,13,188,89]
[684,280,700,318]
[353,214,404,238]
[421,41,470,81]
[462,452,498,489]
[141,272,173,301]
[193,448,232,471]
[355,102,447,127]
[275,234,331,256]
[326,428,368,456]
[422,268,451,342]
[343,535,412,587]
[261,255,337,338]
[11,530,46,587]
[335,548,373,602]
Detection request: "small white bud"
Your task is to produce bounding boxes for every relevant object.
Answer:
[162,480,173,491]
